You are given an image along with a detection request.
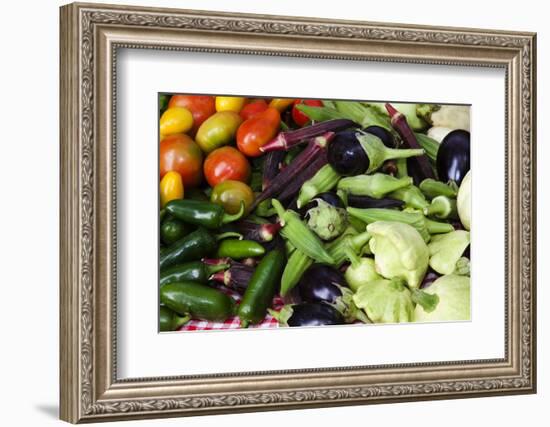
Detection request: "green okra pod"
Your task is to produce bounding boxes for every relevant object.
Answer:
[337,173,413,199]
[388,185,429,210]
[272,199,334,264]
[424,195,457,219]
[280,249,314,296]
[419,178,458,199]
[296,164,341,208]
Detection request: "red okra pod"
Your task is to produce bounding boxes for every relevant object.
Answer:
[385,103,435,183]
[252,132,335,209]
[260,119,354,153]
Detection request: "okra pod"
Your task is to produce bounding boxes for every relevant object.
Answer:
[296,164,341,208]
[326,228,372,267]
[337,174,413,199]
[210,262,255,292]
[253,132,335,209]
[386,103,435,183]
[424,195,457,219]
[419,178,458,199]
[260,119,355,152]
[278,152,328,203]
[280,249,314,296]
[272,199,335,264]
[228,219,282,242]
[388,185,429,210]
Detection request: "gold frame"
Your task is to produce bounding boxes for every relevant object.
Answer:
[59,2,537,423]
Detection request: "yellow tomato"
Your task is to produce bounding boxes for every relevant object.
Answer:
[159,107,194,137]
[215,96,246,113]
[160,171,184,208]
[268,98,295,112]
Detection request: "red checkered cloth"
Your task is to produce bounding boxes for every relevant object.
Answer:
[177,285,285,331]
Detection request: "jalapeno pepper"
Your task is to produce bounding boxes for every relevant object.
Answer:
[160,217,192,245]
[159,306,190,331]
[238,248,286,327]
[159,228,217,271]
[215,239,266,260]
[161,281,236,322]
[160,259,229,288]
[165,199,245,230]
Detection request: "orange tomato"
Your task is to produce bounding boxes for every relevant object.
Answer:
[236,107,281,157]
[160,134,203,187]
[204,146,251,187]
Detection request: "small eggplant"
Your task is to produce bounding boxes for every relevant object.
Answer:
[297,264,347,304]
[296,264,370,323]
[327,131,367,176]
[300,191,344,215]
[364,125,396,148]
[327,130,424,176]
[272,302,345,327]
[436,129,470,185]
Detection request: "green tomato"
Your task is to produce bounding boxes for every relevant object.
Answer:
[195,111,243,153]
[413,275,470,322]
[210,180,255,215]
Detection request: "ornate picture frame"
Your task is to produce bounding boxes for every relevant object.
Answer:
[60,2,536,423]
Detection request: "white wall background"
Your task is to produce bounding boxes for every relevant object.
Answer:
[0,0,545,426]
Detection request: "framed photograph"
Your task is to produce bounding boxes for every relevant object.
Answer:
[60,2,537,423]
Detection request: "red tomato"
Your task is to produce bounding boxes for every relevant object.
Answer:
[239,99,268,121]
[292,99,324,127]
[160,134,203,187]
[168,95,216,135]
[203,146,251,187]
[236,107,281,157]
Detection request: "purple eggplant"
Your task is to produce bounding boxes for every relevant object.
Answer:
[276,302,345,327]
[296,264,371,323]
[346,194,404,209]
[299,191,344,216]
[327,129,424,176]
[297,264,347,304]
[364,125,396,148]
[327,131,368,176]
[436,129,470,185]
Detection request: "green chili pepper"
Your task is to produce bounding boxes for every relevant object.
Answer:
[161,281,236,322]
[160,260,229,288]
[238,248,286,327]
[160,228,217,271]
[271,199,334,264]
[165,199,244,230]
[216,239,266,260]
[159,306,190,331]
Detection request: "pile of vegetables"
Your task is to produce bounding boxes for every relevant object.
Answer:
[158,95,471,331]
